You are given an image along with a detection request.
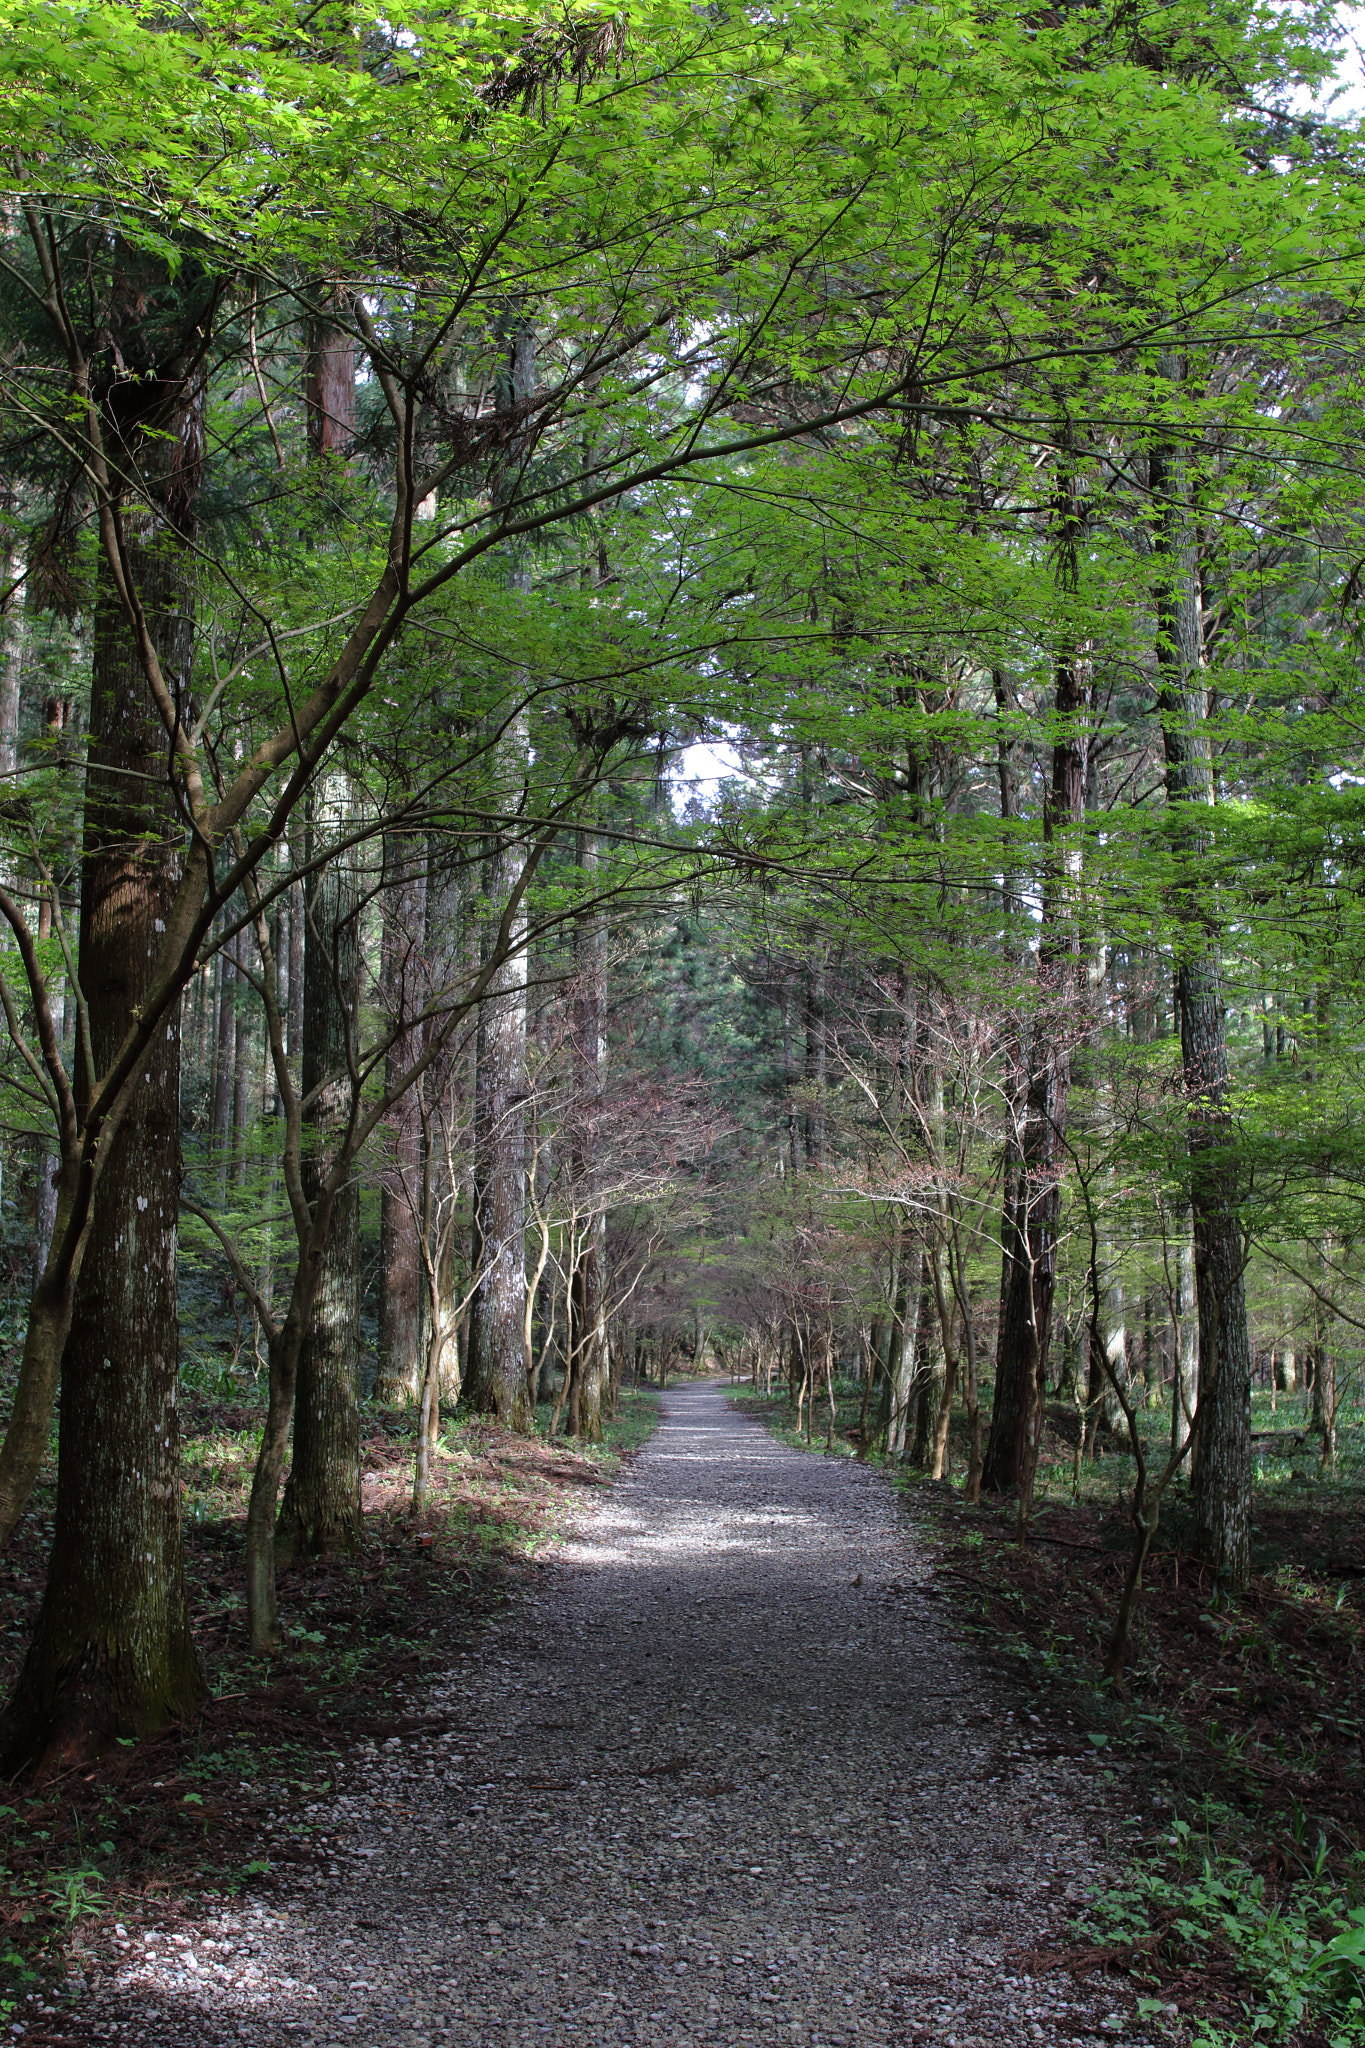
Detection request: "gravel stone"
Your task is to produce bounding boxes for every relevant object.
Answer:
[55,1382,1152,2046]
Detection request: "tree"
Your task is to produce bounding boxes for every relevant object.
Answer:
[4,243,213,1762]
[375,831,428,1404]
[275,843,364,1563]
[565,828,609,1442]
[1151,434,1254,1589]
[984,447,1094,1498]
[0,0,1356,1759]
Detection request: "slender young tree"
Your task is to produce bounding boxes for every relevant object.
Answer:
[566,827,608,1442]
[463,827,532,1428]
[276,842,364,1561]
[376,831,429,1403]
[0,487,26,778]
[210,932,238,1197]
[1151,432,1253,1588]
[274,293,366,1551]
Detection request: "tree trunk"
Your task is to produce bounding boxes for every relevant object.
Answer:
[375,832,428,1404]
[276,852,363,1562]
[1182,968,1253,1586]
[881,1238,919,1459]
[464,322,534,1432]
[983,695,1087,1488]
[464,816,531,1429]
[0,501,26,782]
[781,974,801,1174]
[32,987,65,1292]
[210,929,237,1198]
[230,930,252,1191]
[803,953,826,1168]
[304,291,355,459]
[287,852,305,1060]
[1152,435,1253,1591]
[913,1040,952,1471]
[1097,1268,1129,1435]
[566,829,607,1444]
[274,296,363,1554]
[418,842,470,1406]
[1314,1344,1337,1468]
[30,692,74,1292]
[4,379,204,1763]
[567,1216,607,1444]
[1171,1207,1199,1457]
[984,476,1090,1494]
[606,1321,625,1418]
[910,1251,947,1468]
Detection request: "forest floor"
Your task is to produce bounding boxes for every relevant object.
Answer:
[5,1379,1152,2048]
[0,1382,659,2021]
[728,1383,1365,2048]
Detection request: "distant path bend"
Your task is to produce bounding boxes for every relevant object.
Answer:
[76,1381,1137,2048]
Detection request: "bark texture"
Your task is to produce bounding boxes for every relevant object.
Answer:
[803,954,826,1169]
[276,855,363,1562]
[984,648,1088,1491]
[910,1252,948,1469]
[1152,438,1252,1589]
[304,297,355,459]
[881,1238,919,1460]
[566,832,607,1444]
[464,820,531,1430]
[210,933,237,1195]
[375,833,428,1404]
[1171,1209,1199,1456]
[0,499,25,782]
[1179,955,1252,1583]
[464,322,535,1432]
[5,376,203,1760]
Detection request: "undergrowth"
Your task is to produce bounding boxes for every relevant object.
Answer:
[1080,1824,1365,2046]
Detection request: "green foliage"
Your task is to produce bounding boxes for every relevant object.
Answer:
[45,1861,105,1931]
[1080,1829,1365,2046]
[0,1942,39,2022]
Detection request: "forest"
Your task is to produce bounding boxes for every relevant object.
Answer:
[3,0,1365,2041]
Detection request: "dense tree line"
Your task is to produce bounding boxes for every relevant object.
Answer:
[0,0,1363,1781]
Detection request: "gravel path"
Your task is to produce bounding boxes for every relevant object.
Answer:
[59,1382,1155,2048]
